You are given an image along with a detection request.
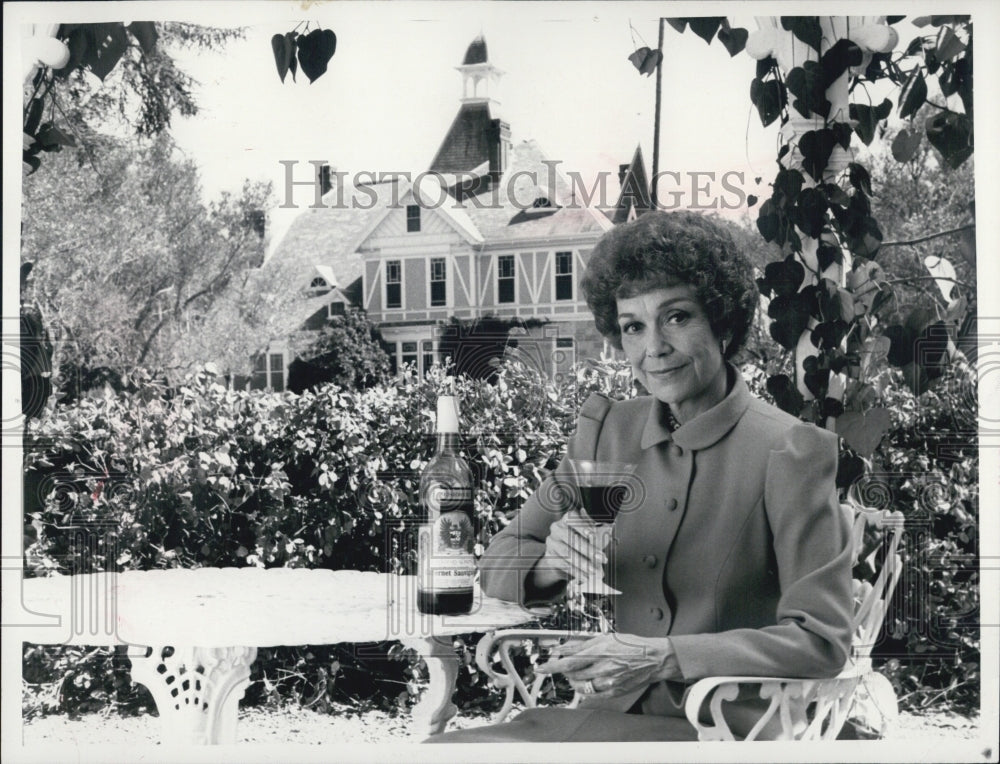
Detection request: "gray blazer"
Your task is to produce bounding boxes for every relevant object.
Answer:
[479,365,855,715]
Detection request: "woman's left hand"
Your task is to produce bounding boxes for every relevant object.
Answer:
[535,634,682,698]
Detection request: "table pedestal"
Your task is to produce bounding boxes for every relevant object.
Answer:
[402,636,461,737]
[128,645,257,744]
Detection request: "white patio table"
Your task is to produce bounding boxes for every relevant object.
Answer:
[18,568,546,744]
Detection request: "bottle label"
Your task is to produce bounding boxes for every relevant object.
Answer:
[418,511,476,591]
[426,484,473,513]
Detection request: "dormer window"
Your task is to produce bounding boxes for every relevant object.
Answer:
[406,205,421,232]
[532,197,552,208]
[309,276,331,295]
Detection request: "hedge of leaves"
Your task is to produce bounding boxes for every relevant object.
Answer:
[21,356,977,718]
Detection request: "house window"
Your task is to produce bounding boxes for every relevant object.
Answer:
[430,257,447,307]
[309,276,330,294]
[385,342,398,375]
[553,337,575,383]
[327,301,345,318]
[422,340,435,375]
[497,255,515,304]
[401,341,418,370]
[555,251,573,301]
[385,260,402,309]
[406,205,421,233]
[250,352,285,391]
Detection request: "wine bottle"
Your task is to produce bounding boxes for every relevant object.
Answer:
[417,395,476,615]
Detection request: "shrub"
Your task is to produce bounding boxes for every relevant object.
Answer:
[21,356,978,717]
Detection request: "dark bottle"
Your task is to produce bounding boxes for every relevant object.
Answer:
[417,395,476,615]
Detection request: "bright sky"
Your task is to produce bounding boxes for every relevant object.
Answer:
[161,4,786,243]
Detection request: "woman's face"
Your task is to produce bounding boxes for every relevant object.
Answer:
[616,284,728,423]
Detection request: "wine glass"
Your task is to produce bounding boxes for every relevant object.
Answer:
[560,460,639,596]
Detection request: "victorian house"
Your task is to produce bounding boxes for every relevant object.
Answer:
[260,36,652,390]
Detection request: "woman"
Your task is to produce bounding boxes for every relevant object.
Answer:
[428,211,854,742]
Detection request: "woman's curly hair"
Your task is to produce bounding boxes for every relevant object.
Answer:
[581,211,758,359]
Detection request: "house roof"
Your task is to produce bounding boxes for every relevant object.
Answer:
[611,144,653,224]
[428,101,501,175]
[456,139,612,244]
[463,36,488,65]
[264,179,385,288]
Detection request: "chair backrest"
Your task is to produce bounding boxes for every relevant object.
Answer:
[843,502,906,663]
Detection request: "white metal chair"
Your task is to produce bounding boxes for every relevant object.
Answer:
[476,502,905,740]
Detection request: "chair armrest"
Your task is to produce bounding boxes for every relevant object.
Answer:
[683,664,885,741]
[476,629,591,723]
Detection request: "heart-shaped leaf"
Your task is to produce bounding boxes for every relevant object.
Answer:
[802,354,830,399]
[847,163,872,196]
[821,396,845,419]
[768,292,812,350]
[786,62,829,118]
[766,374,805,416]
[925,112,973,169]
[756,200,780,244]
[55,26,90,78]
[763,255,805,297]
[817,242,842,271]
[899,70,928,119]
[126,22,158,54]
[831,122,853,150]
[849,99,893,146]
[36,124,76,149]
[891,127,922,162]
[717,24,749,57]
[936,26,967,61]
[628,46,663,76]
[687,18,723,44]
[836,408,891,456]
[665,18,689,34]
[793,186,828,237]
[772,168,805,207]
[781,17,822,52]
[297,27,337,83]
[819,39,863,87]
[750,78,785,126]
[821,182,850,207]
[85,23,129,81]
[799,129,837,181]
[811,320,850,350]
[271,33,293,82]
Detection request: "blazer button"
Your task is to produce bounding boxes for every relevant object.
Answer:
[670,443,684,458]
[665,498,678,511]
[649,606,664,620]
[642,554,658,568]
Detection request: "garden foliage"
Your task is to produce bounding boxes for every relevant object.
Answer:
[22,354,977,717]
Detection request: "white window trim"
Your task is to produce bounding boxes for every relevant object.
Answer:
[387,332,437,376]
[551,250,575,303]
[427,256,449,309]
[496,253,518,305]
[406,204,421,233]
[384,259,404,311]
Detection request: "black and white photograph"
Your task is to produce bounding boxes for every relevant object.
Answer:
[3,2,998,761]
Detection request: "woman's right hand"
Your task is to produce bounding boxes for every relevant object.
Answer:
[531,509,608,590]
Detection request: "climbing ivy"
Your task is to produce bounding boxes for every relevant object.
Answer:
[658,16,975,461]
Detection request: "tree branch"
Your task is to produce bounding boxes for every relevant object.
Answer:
[884,275,976,293]
[880,223,975,249]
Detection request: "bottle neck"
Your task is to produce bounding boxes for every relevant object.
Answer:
[436,432,461,454]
